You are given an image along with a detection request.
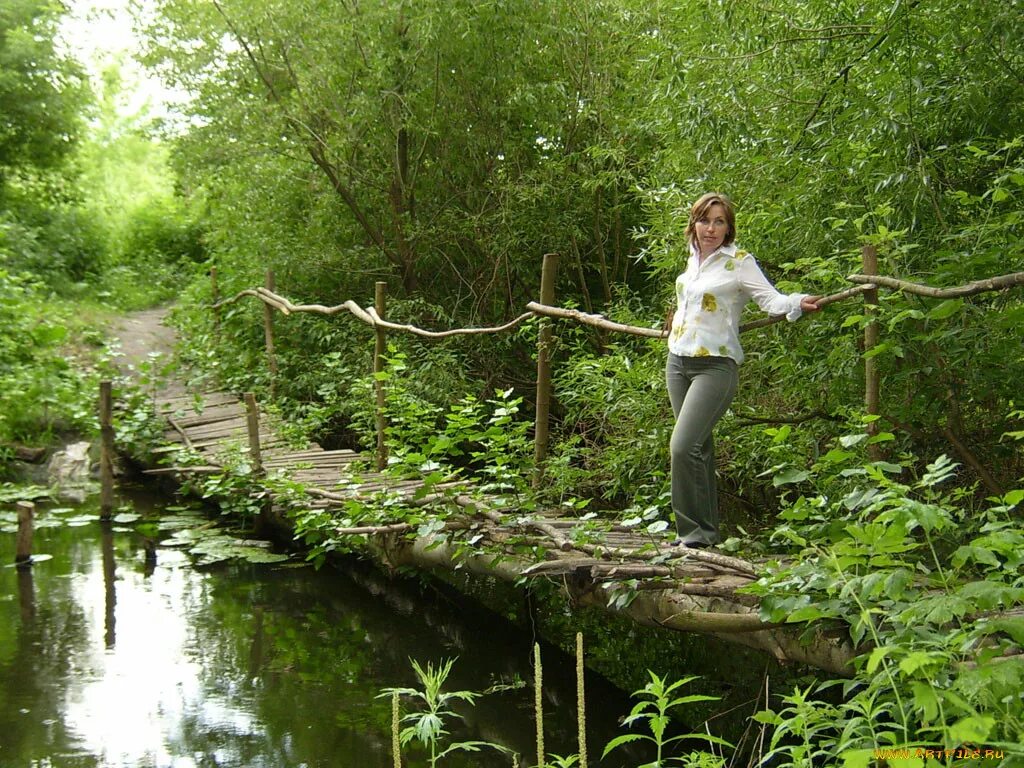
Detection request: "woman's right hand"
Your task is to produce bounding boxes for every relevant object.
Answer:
[800,296,822,313]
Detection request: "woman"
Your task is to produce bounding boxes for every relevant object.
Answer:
[666,192,819,548]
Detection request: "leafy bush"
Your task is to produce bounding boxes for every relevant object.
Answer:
[0,267,102,464]
[749,452,1024,761]
[0,204,106,289]
[550,335,671,505]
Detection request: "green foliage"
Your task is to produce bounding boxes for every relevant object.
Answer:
[140,0,655,399]
[113,359,177,461]
[355,347,534,496]
[1,7,202,306]
[748,451,1024,762]
[379,657,512,767]
[550,328,671,505]
[287,350,536,565]
[0,0,89,180]
[602,671,732,768]
[73,75,207,309]
[0,199,107,288]
[174,442,272,522]
[0,268,104,461]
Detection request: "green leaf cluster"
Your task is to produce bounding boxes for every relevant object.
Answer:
[749,452,1024,761]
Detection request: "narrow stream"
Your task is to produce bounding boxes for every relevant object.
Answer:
[0,489,653,767]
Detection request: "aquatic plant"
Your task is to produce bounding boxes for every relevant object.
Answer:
[576,632,588,768]
[391,690,401,768]
[380,657,512,767]
[602,671,732,768]
[535,642,545,768]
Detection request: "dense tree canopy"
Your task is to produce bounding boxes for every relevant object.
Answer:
[0,0,88,187]
[143,0,1023,501]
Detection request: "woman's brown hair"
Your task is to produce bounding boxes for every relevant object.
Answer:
[685,192,736,249]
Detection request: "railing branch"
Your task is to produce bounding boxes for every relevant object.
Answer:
[847,271,1024,298]
[365,307,534,338]
[739,284,877,332]
[211,270,1022,340]
[526,302,663,338]
[213,287,533,337]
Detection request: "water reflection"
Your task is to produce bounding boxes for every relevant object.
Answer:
[100,522,115,649]
[18,567,35,624]
[0,492,645,767]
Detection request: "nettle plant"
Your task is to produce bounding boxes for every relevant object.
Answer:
[361,348,534,496]
[172,441,270,521]
[747,449,1024,762]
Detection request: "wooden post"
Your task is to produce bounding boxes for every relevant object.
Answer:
[533,253,559,487]
[15,501,34,567]
[374,281,389,471]
[862,245,882,461]
[263,269,278,398]
[244,392,263,474]
[210,266,221,338]
[99,380,115,520]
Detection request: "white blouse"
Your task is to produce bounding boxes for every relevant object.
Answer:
[668,243,807,365]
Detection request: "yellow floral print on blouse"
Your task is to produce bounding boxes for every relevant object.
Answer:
[668,243,808,365]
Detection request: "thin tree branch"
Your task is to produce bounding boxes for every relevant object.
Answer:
[847,272,1024,297]
[791,0,924,150]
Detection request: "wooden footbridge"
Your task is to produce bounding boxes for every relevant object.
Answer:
[138,379,854,676]
[114,256,1023,678]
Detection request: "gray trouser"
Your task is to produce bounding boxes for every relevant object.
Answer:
[665,353,738,545]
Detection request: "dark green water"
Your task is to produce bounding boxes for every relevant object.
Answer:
[0,491,650,768]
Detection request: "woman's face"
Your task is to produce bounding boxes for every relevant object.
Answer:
[695,203,728,257]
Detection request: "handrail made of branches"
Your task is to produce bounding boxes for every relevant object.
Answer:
[212,270,1022,340]
[213,287,535,338]
[847,271,1024,298]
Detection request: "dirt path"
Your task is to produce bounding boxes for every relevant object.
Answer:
[107,306,178,376]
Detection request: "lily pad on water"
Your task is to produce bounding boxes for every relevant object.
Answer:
[234,549,291,564]
[158,537,192,548]
[230,539,272,549]
[156,515,207,531]
[3,554,53,567]
[187,534,290,567]
[162,528,207,543]
[0,484,52,504]
[111,513,141,524]
[0,510,68,532]
[154,524,289,566]
[153,550,191,569]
